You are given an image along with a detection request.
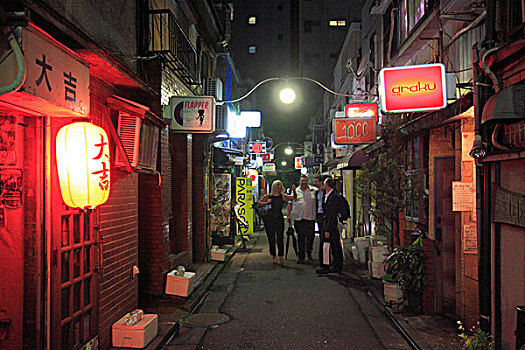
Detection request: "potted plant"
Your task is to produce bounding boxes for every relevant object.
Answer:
[383,236,427,314]
[381,273,404,306]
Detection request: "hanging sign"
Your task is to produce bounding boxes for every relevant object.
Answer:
[262,163,276,174]
[56,122,111,209]
[248,141,266,154]
[294,157,303,169]
[235,177,253,236]
[261,153,272,162]
[333,117,376,144]
[166,96,215,133]
[0,25,90,117]
[379,63,447,113]
[345,103,379,123]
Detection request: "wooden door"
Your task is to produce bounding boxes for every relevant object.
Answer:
[49,120,99,349]
[434,156,456,316]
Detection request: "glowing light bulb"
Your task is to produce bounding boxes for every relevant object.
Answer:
[280,88,296,104]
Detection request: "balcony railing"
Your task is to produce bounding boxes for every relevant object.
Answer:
[148,9,199,87]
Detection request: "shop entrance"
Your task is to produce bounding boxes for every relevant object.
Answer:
[434,156,456,316]
[49,120,100,349]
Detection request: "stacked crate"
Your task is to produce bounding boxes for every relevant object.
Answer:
[368,245,389,278]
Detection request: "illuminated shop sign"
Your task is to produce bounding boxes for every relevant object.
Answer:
[344,103,379,123]
[379,63,447,113]
[333,117,376,144]
[235,177,253,236]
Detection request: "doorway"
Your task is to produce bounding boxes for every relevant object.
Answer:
[434,156,456,316]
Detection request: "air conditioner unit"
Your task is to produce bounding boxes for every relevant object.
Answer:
[116,112,159,170]
[206,77,223,101]
[215,105,228,130]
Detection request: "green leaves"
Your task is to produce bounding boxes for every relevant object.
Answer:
[383,241,427,294]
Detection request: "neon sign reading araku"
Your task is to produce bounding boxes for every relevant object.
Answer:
[379,63,447,113]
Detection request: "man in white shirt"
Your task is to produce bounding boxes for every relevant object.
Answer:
[287,175,317,264]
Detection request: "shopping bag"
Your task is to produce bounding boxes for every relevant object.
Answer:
[323,242,330,265]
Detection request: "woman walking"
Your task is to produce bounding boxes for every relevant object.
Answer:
[257,180,296,266]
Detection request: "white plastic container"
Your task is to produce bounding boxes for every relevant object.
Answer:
[355,237,371,250]
[351,246,359,261]
[210,248,227,261]
[165,271,196,297]
[112,313,158,348]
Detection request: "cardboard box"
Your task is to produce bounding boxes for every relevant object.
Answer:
[370,246,389,263]
[210,248,227,261]
[370,261,386,278]
[112,313,158,348]
[165,271,195,297]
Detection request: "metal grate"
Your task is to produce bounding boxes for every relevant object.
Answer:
[148,9,199,88]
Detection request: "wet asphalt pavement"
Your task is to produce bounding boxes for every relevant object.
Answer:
[166,230,411,350]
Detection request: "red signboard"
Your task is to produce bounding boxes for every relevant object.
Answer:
[294,157,303,169]
[261,153,271,162]
[379,63,447,113]
[344,103,379,123]
[333,117,376,144]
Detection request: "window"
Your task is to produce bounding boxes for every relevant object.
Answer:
[278,33,283,40]
[248,16,256,25]
[329,19,346,27]
[404,135,428,222]
[277,4,283,10]
[248,45,256,54]
[398,0,430,43]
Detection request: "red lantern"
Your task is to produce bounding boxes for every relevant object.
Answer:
[56,122,111,209]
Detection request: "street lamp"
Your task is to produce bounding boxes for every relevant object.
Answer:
[284,147,293,155]
[279,88,296,104]
[281,161,287,166]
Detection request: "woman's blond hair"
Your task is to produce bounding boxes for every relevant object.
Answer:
[271,180,283,195]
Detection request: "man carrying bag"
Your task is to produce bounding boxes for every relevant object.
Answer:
[316,178,347,274]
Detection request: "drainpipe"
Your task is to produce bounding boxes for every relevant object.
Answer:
[0,27,26,95]
[472,45,491,334]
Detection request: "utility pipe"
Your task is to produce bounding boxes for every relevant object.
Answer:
[0,28,26,95]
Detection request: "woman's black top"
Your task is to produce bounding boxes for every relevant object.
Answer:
[268,194,284,218]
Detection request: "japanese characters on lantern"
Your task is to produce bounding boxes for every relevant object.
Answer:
[56,122,111,209]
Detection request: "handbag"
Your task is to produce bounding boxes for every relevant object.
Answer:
[255,203,271,218]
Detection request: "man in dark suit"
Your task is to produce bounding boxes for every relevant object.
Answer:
[313,175,326,265]
[316,177,344,274]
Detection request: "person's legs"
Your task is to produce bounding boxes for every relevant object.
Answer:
[294,220,306,261]
[305,220,315,260]
[275,219,285,257]
[329,231,343,272]
[316,214,326,265]
[264,221,277,258]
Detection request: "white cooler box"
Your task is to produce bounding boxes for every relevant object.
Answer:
[112,313,158,348]
[165,271,196,297]
[210,248,227,261]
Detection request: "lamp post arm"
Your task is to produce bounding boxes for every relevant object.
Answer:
[216,77,281,105]
[292,77,357,98]
[216,77,366,105]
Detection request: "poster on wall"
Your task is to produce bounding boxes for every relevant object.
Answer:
[0,116,16,165]
[452,181,473,211]
[210,174,231,238]
[235,177,253,236]
[463,225,477,254]
[0,169,22,209]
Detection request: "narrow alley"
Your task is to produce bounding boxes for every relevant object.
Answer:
[164,231,412,350]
